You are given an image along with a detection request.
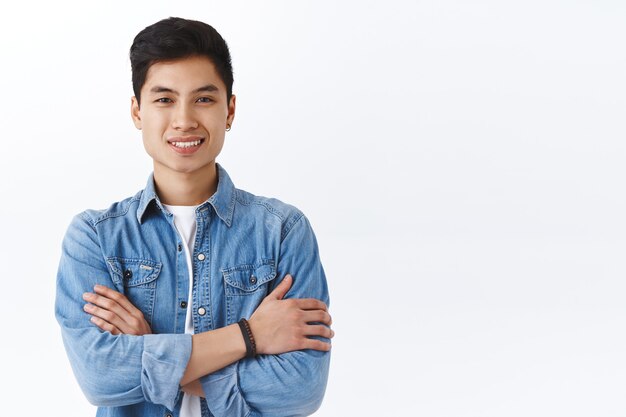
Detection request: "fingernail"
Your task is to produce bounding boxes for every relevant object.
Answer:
[82,293,91,300]
[83,304,92,312]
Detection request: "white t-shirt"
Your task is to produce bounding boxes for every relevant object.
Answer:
[162,202,202,417]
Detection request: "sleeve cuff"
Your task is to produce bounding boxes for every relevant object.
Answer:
[141,333,192,410]
[200,362,251,417]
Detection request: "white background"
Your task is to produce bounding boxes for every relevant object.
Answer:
[1,0,625,415]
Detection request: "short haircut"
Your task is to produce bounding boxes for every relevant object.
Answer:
[130,17,233,107]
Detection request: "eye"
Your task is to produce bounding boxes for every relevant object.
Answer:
[155,97,172,103]
[197,97,213,103]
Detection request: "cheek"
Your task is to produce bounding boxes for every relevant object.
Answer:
[204,109,228,125]
[141,116,168,139]
[206,135,226,158]
[140,122,167,156]
[141,137,156,160]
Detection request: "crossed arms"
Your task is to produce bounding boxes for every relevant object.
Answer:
[55,213,332,416]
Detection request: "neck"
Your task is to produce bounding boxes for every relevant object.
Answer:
[153,163,218,206]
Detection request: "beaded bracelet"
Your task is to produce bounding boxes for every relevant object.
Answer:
[237,318,257,358]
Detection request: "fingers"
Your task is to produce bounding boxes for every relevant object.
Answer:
[300,338,332,352]
[303,324,335,339]
[83,301,131,334]
[291,298,328,312]
[83,290,127,317]
[267,274,293,300]
[302,309,332,326]
[93,285,141,317]
[89,315,121,335]
[83,287,139,334]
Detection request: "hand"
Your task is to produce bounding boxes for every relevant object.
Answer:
[248,274,334,355]
[82,285,152,335]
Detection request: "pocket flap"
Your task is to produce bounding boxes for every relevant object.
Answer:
[222,259,276,292]
[106,257,162,287]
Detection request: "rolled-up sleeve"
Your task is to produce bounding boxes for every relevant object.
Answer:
[55,213,192,410]
[200,213,331,416]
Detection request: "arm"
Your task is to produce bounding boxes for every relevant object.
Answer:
[81,283,246,399]
[57,214,253,409]
[55,213,192,410]
[83,274,332,400]
[199,214,332,417]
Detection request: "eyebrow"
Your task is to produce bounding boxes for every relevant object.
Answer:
[149,84,219,95]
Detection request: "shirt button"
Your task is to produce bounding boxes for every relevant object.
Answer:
[197,253,206,261]
[177,244,182,252]
[124,269,133,279]
[198,307,206,316]
[250,274,257,284]
[180,301,187,309]
[166,414,172,417]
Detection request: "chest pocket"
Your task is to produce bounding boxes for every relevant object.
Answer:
[106,257,162,325]
[222,259,276,323]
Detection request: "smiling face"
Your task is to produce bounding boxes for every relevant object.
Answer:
[130,55,235,180]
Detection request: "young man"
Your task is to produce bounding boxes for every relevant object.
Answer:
[55,17,333,417]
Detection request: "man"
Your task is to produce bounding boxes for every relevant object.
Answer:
[55,17,333,417]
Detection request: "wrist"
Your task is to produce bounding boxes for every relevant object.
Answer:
[237,318,257,358]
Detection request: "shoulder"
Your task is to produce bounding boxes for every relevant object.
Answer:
[71,190,143,229]
[233,188,306,240]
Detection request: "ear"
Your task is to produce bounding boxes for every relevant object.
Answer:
[226,94,236,128]
[130,96,142,130]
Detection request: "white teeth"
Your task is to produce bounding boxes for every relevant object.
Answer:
[171,139,202,148]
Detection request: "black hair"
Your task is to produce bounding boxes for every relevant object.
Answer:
[130,17,233,107]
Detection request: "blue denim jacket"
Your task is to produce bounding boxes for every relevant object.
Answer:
[55,164,330,417]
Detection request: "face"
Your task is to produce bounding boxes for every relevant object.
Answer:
[130,55,235,178]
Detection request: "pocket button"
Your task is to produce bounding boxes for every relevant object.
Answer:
[124,269,133,279]
[250,274,257,285]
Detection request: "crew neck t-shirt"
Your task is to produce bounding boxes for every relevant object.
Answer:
[162,202,202,417]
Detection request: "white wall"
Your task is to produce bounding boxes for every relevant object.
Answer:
[1,0,625,415]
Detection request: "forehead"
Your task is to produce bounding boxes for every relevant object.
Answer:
[142,55,225,93]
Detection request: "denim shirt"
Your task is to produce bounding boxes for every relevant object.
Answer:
[55,164,331,417]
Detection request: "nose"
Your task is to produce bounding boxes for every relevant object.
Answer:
[172,103,199,131]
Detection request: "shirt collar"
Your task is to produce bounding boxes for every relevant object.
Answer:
[136,163,236,227]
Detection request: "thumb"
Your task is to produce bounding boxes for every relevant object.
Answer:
[268,274,293,300]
